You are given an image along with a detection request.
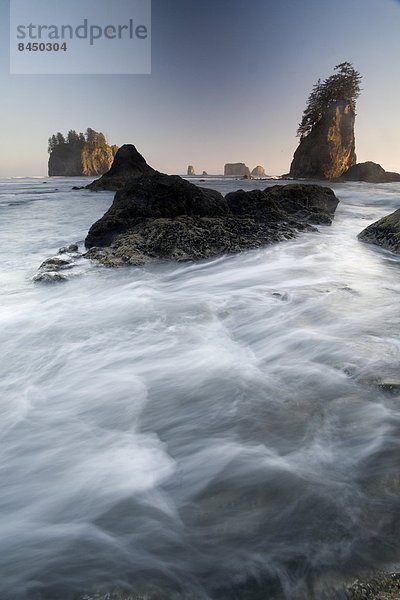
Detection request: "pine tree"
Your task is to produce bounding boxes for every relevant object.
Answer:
[297,62,362,138]
[56,132,66,145]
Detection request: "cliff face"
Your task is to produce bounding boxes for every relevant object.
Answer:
[289,100,356,179]
[224,163,251,177]
[48,143,117,177]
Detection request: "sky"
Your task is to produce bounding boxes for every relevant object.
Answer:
[1,0,400,176]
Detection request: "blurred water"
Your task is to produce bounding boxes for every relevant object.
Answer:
[0,176,400,599]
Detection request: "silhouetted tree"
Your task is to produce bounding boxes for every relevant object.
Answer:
[297,62,362,138]
[56,132,66,145]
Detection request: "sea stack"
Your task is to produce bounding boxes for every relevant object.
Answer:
[187,165,195,176]
[290,100,356,179]
[251,165,266,177]
[224,163,251,177]
[86,144,156,191]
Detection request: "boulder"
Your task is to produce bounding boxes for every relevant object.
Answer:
[84,171,339,266]
[224,163,251,178]
[86,144,156,191]
[251,165,266,177]
[289,100,356,179]
[358,208,400,254]
[341,161,400,183]
[187,165,195,176]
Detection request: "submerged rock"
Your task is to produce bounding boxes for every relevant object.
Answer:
[32,271,68,283]
[358,208,400,254]
[290,100,356,179]
[341,161,400,183]
[87,144,156,191]
[84,171,338,267]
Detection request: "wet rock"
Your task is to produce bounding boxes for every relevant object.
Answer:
[84,172,338,267]
[39,257,73,270]
[87,144,156,191]
[358,208,400,254]
[72,186,85,190]
[59,244,79,254]
[376,381,400,394]
[32,271,68,283]
[346,572,400,599]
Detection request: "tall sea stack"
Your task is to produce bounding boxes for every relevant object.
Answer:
[290,100,356,179]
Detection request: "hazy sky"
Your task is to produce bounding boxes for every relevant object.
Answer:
[1,0,400,176]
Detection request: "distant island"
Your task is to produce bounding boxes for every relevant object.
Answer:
[48,128,118,177]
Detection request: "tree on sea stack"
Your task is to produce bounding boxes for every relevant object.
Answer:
[289,62,362,179]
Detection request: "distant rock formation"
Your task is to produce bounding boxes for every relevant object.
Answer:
[290,100,356,179]
[358,209,400,254]
[341,161,400,183]
[187,165,195,176]
[251,165,266,177]
[224,163,251,178]
[48,129,117,177]
[202,171,208,176]
[84,163,339,266]
[86,144,156,191]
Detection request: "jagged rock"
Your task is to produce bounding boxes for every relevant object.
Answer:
[84,171,338,266]
[341,161,400,183]
[87,144,156,191]
[48,142,117,177]
[202,171,208,176]
[251,165,266,177]
[59,244,79,254]
[290,100,356,179]
[187,165,195,176]
[358,208,400,254]
[224,163,251,178]
[39,257,73,270]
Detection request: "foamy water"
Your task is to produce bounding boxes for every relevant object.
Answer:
[1,177,400,599]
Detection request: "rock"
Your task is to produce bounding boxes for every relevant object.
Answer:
[224,163,251,178]
[187,165,195,176]
[202,171,208,176]
[341,161,400,183]
[59,244,79,254]
[251,165,266,177]
[84,171,339,266]
[72,186,85,190]
[48,141,117,177]
[289,100,356,179]
[39,257,73,270]
[358,208,400,254]
[86,144,156,191]
[33,272,68,283]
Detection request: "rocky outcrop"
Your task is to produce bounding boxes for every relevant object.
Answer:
[187,165,195,176]
[251,165,266,177]
[358,208,400,254]
[86,144,156,191]
[341,161,400,183]
[84,172,338,266]
[224,163,251,178]
[48,142,117,177]
[289,100,356,179]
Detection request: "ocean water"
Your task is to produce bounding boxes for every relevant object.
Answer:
[1,176,400,599]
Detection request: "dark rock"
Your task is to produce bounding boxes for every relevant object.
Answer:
[84,171,338,266]
[187,165,195,176]
[38,257,73,270]
[86,144,156,191]
[341,161,400,183]
[72,186,85,190]
[59,244,79,254]
[202,171,208,176]
[358,208,400,254]
[224,163,251,178]
[290,100,356,179]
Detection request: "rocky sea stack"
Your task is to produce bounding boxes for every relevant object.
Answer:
[358,209,400,254]
[48,128,118,177]
[84,150,339,267]
[224,163,251,178]
[86,144,156,191]
[289,63,361,179]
